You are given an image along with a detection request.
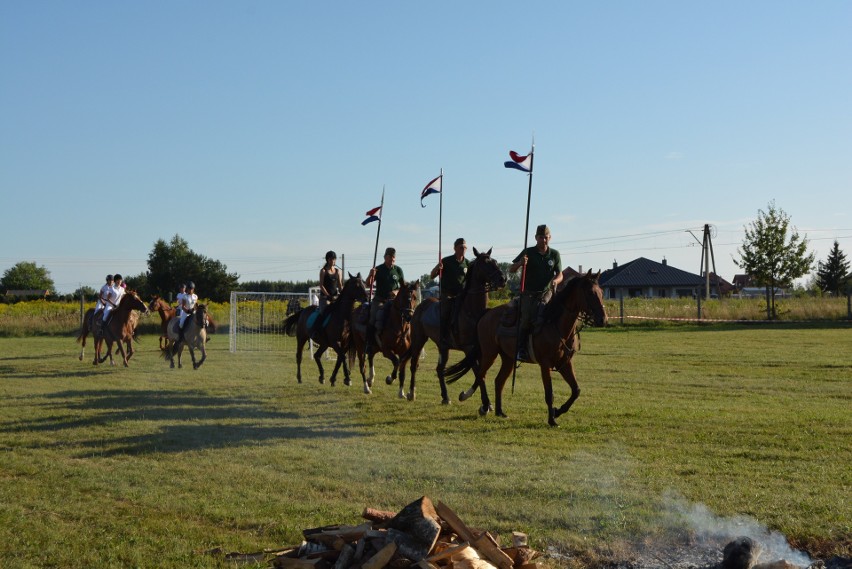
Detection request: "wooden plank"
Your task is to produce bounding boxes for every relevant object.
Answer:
[425,541,470,563]
[434,501,476,543]
[361,542,398,569]
[471,532,514,569]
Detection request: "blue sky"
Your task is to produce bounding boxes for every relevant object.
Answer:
[2,1,850,294]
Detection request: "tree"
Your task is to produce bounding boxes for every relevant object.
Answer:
[1,261,55,293]
[735,201,814,319]
[145,235,239,302]
[74,285,97,301]
[815,240,850,296]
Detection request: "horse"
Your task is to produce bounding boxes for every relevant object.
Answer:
[77,290,149,367]
[397,247,506,403]
[349,280,419,394]
[161,304,209,369]
[282,273,368,386]
[445,270,607,426]
[149,295,217,350]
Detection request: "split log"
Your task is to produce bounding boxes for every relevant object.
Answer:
[363,507,397,524]
[386,497,442,560]
[470,532,514,569]
[273,557,323,569]
[362,542,399,569]
[333,544,356,569]
[424,542,470,563]
[435,502,476,543]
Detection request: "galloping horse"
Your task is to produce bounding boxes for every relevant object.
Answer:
[149,295,217,349]
[78,290,149,367]
[282,273,368,386]
[77,307,139,363]
[161,304,209,369]
[349,281,419,394]
[446,270,607,426]
[397,247,506,403]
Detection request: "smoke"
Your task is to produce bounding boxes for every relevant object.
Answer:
[664,493,812,567]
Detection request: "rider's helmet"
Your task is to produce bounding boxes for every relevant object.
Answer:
[187,281,195,289]
[106,274,113,282]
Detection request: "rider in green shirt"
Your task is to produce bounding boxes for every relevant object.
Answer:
[365,247,405,353]
[509,224,563,361]
[430,237,469,349]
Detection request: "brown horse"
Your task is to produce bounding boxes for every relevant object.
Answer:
[282,273,368,385]
[446,270,607,426]
[77,308,139,362]
[161,304,209,369]
[349,280,419,394]
[397,247,506,403]
[78,290,149,367]
[149,295,217,349]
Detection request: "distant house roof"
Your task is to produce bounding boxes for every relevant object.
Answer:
[732,274,754,288]
[599,258,704,288]
[4,289,51,297]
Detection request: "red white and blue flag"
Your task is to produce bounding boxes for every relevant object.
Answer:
[362,205,382,226]
[420,175,442,208]
[504,150,532,173]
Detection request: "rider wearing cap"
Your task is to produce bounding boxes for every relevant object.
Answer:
[430,237,469,349]
[365,247,404,352]
[178,281,198,339]
[102,274,126,325]
[96,274,113,314]
[509,224,562,361]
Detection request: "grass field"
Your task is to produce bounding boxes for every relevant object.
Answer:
[0,325,850,568]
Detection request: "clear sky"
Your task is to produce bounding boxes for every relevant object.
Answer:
[2,1,850,294]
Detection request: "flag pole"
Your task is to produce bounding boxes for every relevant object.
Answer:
[513,138,535,392]
[437,169,444,298]
[369,186,385,301]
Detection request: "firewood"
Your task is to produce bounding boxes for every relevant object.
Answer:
[425,542,470,563]
[354,537,368,561]
[434,502,476,543]
[363,507,397,523]
[273,556,323,569]
[362,542,398,569]
[386,497,442,560]
[470,533,513,569]
[416,561,441,569]
[334,544,356,569]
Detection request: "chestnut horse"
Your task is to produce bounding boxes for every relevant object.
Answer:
[77,290,149,367]
[77,308,139,363]
[349,281,419,394]
[149,295,216,349]
[282,273,368,386]
[161,304,209,369]
[445,270,607,426]
[397,247,506,403]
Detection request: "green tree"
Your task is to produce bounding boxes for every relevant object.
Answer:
[1,261,55,293]
[735,201,815,319]
[74,285,97,301]
[145,235,239,302]
[815,240,850,296]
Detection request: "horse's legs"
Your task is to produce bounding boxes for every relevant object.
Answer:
[552,358,580,421]
[125,339,134,362]
[115,337,130,367]
[329,344,349,387]
[295,337,307,383]
[383,350,404,398]
[492,355,517,418]
[313,345,327,385]
[538,365,559,427]
[195,341,207,369]
[434,345,451,404]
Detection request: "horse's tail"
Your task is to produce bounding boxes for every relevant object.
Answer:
[283,310,301,337]
[207,314,217,334]
[444,343,481,384]
[161,341,178,360]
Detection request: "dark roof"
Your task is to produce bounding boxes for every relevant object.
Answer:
[599,258,704,287]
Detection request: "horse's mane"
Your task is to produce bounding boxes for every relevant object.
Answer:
[542,275,590,324]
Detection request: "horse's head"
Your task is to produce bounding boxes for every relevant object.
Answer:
[195,303,208,326]
[574,270,607,327]
[148,295,166,313]
[393,281,419,322]
[469,246,507,292]
[124,290,150,315]
[345,272,369,303]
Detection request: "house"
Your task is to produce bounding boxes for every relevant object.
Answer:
[598,258,706,299]
[4,289,51,299]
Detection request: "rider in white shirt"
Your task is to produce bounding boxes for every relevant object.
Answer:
[178,282,198,338]
[102,274,126,324]
[175,283,187,319]
[96,275,113,314]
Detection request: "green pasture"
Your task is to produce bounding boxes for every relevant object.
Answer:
[0,325,849,568]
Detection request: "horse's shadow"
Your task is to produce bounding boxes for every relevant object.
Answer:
[2,389,361,457]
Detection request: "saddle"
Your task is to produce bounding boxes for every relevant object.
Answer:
[497,298,546,336]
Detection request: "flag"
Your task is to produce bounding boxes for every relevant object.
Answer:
[420,175,442,207]
[504,150,532,173]
[362,206,382,225]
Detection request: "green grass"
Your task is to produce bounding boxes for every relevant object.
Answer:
[0,326,849,568]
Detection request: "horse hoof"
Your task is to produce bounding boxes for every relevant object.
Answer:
[478,405,490,417]
[363,385,372,395]
[385,375,394,385]
[319,378,325,384]
[407,392,415,402]
[459,391,470,402]
[496,411,508,419]
[344,378,351,387]
[442,398,451,405]
[397,390,405,399]
[549,420,560,427]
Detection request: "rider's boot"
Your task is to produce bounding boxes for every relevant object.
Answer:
[516,329,530,361]
[365,324,375,354]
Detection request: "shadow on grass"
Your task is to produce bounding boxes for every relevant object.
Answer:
[0,389,362,456]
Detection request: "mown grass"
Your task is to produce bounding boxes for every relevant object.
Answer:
[0,326,849,568]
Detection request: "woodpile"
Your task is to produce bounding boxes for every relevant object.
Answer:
[211,496,540,569]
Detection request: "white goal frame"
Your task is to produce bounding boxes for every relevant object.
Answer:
[228,291,310,353]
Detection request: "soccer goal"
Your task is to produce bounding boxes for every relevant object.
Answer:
[229,291,310,352]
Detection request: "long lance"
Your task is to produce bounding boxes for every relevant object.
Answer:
[513,141,535,393]
[437,169,444,302]
[369,186,385,301]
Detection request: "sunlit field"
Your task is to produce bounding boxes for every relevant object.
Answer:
[0,324,849,568]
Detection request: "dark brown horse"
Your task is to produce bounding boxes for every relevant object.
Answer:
[283,274,368,385]
[446,270,607,426]
[161,304,209,369]
[78,290,149,367]
[349,280,419,395]
[149,295,217,349]
[397,247,506,403]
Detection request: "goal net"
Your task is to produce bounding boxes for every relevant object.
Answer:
[229,291,312,352]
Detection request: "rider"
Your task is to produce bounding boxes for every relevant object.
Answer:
[174,283,187,319]
[311,251,344,339]
[509,224,563,361]
[102,274,126,326]
[430,237,469,349]
[95,275,113,314]
[178,281,198,341]
[365,247,404,353]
